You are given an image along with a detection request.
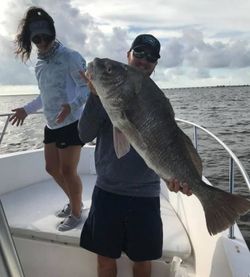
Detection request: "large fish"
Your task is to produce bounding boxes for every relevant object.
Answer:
[86,57,250,235]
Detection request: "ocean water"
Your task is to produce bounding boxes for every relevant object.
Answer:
[0,85,250,247]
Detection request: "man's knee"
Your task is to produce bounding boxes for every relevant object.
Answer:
[97,255,117,277]
[133,261,151,277]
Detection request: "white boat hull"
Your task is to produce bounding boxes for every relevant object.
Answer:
[1,147,250,277]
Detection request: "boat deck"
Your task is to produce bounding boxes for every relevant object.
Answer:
[1,174,192,261]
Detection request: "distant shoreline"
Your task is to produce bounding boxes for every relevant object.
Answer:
[0,93,39,96]
[163,84,250,90]
[0,85,39,96]
[0,84,249,96]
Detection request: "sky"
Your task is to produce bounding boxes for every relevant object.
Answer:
[1,0,250,90]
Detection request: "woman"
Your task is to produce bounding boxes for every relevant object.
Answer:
[10,6,89,231]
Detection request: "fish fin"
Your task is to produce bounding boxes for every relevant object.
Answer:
[113,127,131,158]
[178,129,203,176]
[198,181,250,235]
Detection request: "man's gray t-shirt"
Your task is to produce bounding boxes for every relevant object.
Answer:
[78,94,160,197]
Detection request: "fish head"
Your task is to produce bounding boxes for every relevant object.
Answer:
[87,58,144,109]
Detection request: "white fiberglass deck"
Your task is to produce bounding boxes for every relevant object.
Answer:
[1,174,191,261]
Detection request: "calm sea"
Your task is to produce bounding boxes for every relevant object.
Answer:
[0,85,250,246]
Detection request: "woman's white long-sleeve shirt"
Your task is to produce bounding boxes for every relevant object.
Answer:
[24,44,89,129]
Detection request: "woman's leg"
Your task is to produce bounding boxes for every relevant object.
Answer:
[44,143,70,198]
[58,145,83,217]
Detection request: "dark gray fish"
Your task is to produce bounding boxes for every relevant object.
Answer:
[87,57,250,235]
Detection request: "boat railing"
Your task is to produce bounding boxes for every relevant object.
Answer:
[0,112,43,145]
[0,200,25,277]
[176,118,250,239]
[1,113,250,239]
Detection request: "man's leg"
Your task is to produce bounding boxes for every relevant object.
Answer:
[133,261,151,277]
[44,143,70,198]
[98,255,117,277]
[59,145,82,217]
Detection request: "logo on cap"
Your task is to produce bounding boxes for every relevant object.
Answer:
[130,34,161,58]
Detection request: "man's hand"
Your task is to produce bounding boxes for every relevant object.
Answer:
[9,108,27,126]
[56,104,71,124]
[165,178,192,196]
[79,70,97,95]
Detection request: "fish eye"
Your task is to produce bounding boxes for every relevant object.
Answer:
[106,66,112,74]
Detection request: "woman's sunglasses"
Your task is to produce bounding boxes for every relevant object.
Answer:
[132,47,158,63]
[31,34,53,44]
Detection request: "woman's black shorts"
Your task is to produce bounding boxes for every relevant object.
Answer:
[43,120,84,149]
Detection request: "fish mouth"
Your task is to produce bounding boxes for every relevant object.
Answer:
[86,61,94,81]
[86,57,106,81]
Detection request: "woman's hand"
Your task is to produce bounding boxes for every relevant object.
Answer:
[9,108,28,126]
[56,104,71,124]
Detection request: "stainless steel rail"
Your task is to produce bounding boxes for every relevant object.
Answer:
[0,113,12,145]
[0,112,42,145]
[1,113,249,191]
[0,200,25,277]
[1,113,250,240]
[175,118,250,192]
[176,118,250,239]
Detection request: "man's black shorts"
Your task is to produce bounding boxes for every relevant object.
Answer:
[43,120,84,149]
[80,186,163,261]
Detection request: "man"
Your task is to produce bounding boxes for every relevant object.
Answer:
[78,34,192,277]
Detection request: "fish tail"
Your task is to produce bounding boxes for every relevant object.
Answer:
[198,181,250,236]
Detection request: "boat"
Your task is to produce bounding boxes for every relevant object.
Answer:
[0,112,250,277]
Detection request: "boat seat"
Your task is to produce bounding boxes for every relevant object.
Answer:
[1,175,191,260]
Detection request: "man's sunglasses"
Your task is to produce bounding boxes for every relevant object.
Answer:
[132,47,158,63]
[31,34,53,44]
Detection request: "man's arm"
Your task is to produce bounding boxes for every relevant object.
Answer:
[78,94,106,143]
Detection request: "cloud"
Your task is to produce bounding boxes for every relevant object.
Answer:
[0,0,131,85]
[159,29,250,70]
[1,0,250,88]
[0,34,36,85]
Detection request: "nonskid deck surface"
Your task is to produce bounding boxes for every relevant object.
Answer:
[1,174,95,244]
[1,175,191,260]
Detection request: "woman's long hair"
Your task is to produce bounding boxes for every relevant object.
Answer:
[15,6,56,62]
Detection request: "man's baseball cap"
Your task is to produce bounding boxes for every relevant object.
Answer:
[130,34,161,59]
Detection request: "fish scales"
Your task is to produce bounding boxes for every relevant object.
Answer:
[125,81,200,185]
